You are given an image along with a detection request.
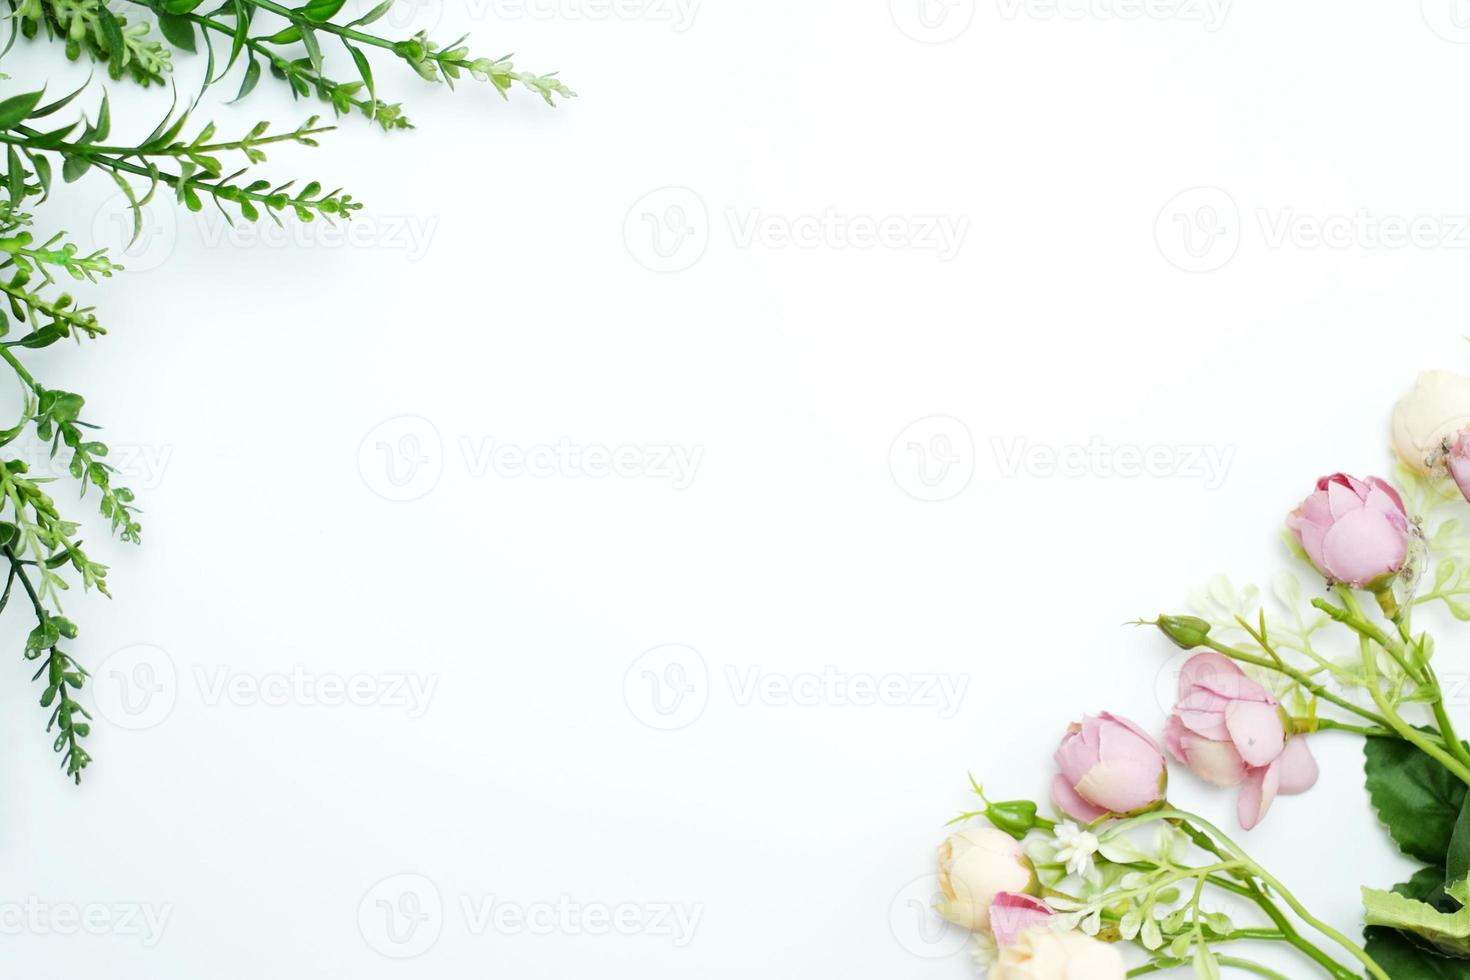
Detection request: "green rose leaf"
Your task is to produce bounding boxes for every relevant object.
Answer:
[1365,869,1470,978]
[1448,795,1470,906]
[1365,734,1469,863]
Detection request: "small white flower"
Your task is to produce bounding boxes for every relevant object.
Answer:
[972,931,998,969]
[1052,821,1101,882]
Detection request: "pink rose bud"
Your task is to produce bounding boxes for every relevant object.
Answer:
[1285,473,1409,590]
[1051,713,1167,822]
[1448,431,1470,505]
[989,892,1053,947]
[1164,652,1319,830]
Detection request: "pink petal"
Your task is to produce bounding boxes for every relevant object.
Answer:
[1298,490,1334,528]
[989,892,1053,947]
[1289,517,1328,572]
[1237,763,1280,830]
[1098,712,1162,752]
[1181,652,1274,704]
[1051,773,1107,823]
[1054,725,1097,781]
[1449,435,1470,505]
[1224,700,1286,767]
[1275,737,1319,795]
[1177,734,1248,787]
[1162,714,1188,762]
[1175,690,1231,740]
[1320,508,1407,586]
[1326,478,1366,518]
[1366,477,1407,516]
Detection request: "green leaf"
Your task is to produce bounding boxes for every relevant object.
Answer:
[162,0,206,13]
[0,89,44,130]
[1450,797,1470,905]
[300,26,322,72]
[1366,870,1470,976]
[346,0,393,26]
[96,8,127,65]
[15,325,64,348]
[1364,883,1470,959]
[347,43,375,116]
[1366,733,1470,863]
[30,81,89,120]
[61,154,91,183]
[25,620,58,653]
[232,58,262,103]
[299,0,346,23]
[157,13,197,53]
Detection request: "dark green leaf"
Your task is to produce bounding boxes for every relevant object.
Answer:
[1366,734,1470,863]
[0,89,44,130]
[61,154,91,183]
[299,0,345,22]
[231,58,262,103]
[15,325,64,348]
[157,13,197,53]
[96,8,127,65]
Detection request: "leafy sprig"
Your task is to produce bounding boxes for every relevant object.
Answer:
[0,0,567,781]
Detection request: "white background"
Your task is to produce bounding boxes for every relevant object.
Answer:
[2,0,1468,976]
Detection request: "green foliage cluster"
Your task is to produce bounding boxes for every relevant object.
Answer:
[0,0,569,781]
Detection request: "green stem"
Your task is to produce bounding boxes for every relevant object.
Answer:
[1305,717,1398,739]
[1201,637,1398,734]
[1129,956,1293,980]
[1358,639,1470,787]
[1170,811,1388,980]
[1317,591,1426,684]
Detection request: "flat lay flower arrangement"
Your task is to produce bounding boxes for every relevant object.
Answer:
[0,0,567,782]
[937,370,1470,979]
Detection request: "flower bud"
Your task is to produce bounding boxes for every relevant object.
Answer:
[936,827,1038,931]
[989,892,1053,947]
[1052,713,1167,822]
[1156,615,1211,650]
[1285,473,1410,591]
[1392,370,1470,474]
[983,799,1043,840]
[992,929,1126,980]
[1448,432,1470,505]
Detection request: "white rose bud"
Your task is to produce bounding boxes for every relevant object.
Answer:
[992,928,1127,980]
[1391,370,1470,474]
[936,827,1037,931]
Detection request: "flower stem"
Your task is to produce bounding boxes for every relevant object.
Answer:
[1201,637,1397,733]
[1171,811,1388,980]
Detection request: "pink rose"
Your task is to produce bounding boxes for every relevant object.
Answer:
[1164,652,1319,830]
[1448,432,1470,505]
[1051,713,1167,822]
[989,892,1053,947]
[1285,473,1409,590]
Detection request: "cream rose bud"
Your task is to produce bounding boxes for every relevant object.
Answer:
[1392,370,1470,474]
[992,928,1127,980]
[936,827,1037,930]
